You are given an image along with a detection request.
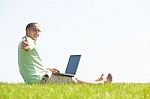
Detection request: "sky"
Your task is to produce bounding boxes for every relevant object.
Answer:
[0,0,150,83]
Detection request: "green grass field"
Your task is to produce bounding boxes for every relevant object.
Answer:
[0,82,150,99]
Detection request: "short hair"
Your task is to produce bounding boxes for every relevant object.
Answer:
[25,22,39,30]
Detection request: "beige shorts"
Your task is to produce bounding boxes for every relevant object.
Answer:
[41,74,74,84]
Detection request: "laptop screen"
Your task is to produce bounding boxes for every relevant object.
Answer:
[65,55,81,74]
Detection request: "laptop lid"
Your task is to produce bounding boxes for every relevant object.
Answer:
[65,55,81,75]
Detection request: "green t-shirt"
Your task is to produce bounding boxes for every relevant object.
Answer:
[18,37,46,83]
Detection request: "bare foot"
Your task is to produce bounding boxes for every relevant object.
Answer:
[95,74,104,81]
[105,73,112,83]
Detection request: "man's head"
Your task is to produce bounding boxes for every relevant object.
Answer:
[25,22,41,40]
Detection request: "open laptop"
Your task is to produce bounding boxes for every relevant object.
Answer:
[54,55,81,77]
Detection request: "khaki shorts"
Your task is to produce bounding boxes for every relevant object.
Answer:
[41,74,74,84]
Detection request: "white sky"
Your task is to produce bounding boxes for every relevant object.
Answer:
[0,0,150,83]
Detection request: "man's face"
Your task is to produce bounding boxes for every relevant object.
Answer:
[26,24,41,40]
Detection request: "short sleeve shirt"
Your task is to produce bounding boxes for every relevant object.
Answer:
[18,37,46,83]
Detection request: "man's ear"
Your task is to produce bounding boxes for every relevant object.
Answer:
[26,29,29,32]
[26,29,30,36]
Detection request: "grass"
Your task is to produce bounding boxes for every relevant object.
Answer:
[0,82,150,99]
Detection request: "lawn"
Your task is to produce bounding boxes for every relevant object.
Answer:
[0,82,150,99]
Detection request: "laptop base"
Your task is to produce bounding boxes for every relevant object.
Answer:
[53,73,74,77]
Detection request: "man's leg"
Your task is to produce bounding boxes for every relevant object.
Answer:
[73,73,112,84]
[41,74,73,84]
[41,73,112,84]
[49,74,73,84]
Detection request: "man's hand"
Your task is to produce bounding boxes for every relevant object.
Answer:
[21,36,30,51]
[46,68,60,74]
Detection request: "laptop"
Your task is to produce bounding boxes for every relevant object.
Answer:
[54,55,81,77]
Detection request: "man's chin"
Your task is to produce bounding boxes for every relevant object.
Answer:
[34,38,38,41]
[31,37,38,41]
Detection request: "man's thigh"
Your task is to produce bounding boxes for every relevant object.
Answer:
[41,74,74,84]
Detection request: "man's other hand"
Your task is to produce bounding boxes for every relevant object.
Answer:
[46,68,60,74]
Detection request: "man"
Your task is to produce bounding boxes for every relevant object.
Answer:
[18,22,112,84]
